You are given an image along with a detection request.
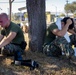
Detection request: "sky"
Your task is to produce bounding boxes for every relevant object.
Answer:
[46,0,75,13]
[0,0,76,14]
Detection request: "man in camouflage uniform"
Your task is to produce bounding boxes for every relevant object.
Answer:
[0,13,26,60]
[43,17,76,59]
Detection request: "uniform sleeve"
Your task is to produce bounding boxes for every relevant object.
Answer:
[10,25,19,33]
[48,23,58,32]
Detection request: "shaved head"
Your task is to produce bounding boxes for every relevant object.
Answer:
[0,13,10,28]
[0,13,8,20]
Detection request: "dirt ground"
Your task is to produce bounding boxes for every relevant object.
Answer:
[0,50,76,75]
[0,33,76,75]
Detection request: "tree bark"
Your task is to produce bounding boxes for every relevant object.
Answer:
[26,0,46,52]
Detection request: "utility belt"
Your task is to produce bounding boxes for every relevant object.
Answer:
[12,41,27,50]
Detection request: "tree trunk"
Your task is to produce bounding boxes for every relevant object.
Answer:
[26,0,46,52]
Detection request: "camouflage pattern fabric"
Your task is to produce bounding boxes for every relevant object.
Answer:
[1,43,23,56]
[43,35,75,58]
[70,34,76,46]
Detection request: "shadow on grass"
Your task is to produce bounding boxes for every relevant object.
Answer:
[25,50,76,75]
[0,50,76,75]
[0,55,24,75]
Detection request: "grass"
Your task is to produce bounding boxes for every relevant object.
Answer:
[0,33,76,75]
[0,50,76,75]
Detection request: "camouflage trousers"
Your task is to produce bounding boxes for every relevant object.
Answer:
[43,34,76,57]
[1,43,23,55]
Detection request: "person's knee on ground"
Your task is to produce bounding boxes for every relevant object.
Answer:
[1,47,14,56]
[43,44,62,57]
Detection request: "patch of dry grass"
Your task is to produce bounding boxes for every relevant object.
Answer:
[0,50,76,75]
[0,33,76,75]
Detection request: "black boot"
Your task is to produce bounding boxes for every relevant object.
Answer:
[12,59,39,70]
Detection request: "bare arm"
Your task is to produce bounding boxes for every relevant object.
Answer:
[52,19,72,37]
[0,34,4,41]
[0,32,16,48]
[68,29,76,35]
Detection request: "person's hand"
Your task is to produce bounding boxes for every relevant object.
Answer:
[66,19,72,26]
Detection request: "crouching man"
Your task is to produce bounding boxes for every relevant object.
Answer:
[0,13,39,70]
[0,13,26,60]
[43,17,76,61]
